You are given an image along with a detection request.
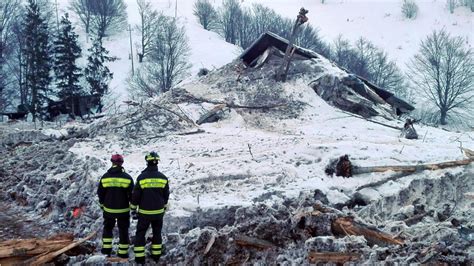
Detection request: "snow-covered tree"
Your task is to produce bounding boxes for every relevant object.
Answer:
[408,30,474,125]
[85,37,113,112]
[24,0,51,121]
[53,13,82,100]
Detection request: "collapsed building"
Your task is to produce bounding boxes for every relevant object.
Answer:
[240,32,414,118]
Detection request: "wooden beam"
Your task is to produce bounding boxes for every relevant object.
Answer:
[0,239,72,258]
[25,231,97,265]
[234,235,276,249]
[332,217,403,246]
[196,104,226,125]
[308,251,360,263]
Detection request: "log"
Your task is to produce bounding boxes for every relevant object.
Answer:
[404,211,430,226]
[25,231,97,265]
[353,158,473,175]
[308,251,360,263]
[332,217,403,246]
[234,235,276,249]
[0,239,72,258]
[196,104,226,125]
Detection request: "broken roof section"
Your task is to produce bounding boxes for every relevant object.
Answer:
[241,32,319,67]
[239,31,414,117]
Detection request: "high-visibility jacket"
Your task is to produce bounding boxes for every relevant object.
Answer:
[97,166,134,218]
[130,165,170,220]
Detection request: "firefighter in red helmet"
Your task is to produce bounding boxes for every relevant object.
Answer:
[97,154,134,258]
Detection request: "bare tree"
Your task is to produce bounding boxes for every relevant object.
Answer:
[295,24,332,58]
[0,0,21,110]
[193,0,217,30]
[69,0,94,35]
[401,0,418,19]
[408,30,474,125]
[129,17,190,97]
[250,4,279,36]
[331,36,406,96]
[237,7,254,49]
[136,0,163,63]
[218,0,242,44]
[459,0,474,12]
[90,0,127,40]
[446,0,457,13]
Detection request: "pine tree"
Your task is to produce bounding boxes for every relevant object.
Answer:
[84,37,113,113]
[24,0,51,121]
[53,13,82,100]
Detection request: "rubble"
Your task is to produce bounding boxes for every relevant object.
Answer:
[156,171,473,264]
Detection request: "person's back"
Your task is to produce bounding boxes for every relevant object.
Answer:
[133,166,169,216]
[97,154,134,258]
[131,152,170,264]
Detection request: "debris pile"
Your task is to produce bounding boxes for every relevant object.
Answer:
[0,136,104,237]
[85,97,197,139]
[160,171,473,264]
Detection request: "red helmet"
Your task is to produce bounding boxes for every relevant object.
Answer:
[111,154,124,165]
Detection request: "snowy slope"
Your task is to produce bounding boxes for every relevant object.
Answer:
[239,0,473,70]
[57,0,241,101]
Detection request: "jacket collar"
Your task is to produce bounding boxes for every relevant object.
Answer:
[108,165,124,173]
[143,165,158,172]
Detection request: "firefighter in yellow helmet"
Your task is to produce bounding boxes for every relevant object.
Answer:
[130,152,170,264]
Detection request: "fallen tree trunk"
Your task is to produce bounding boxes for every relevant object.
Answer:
[308,251,360,263]
[234,235,276,249]
[353,158,473,175]
[332,217,404,246]
[25,231,97,266]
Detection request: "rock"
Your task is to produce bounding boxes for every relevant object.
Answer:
[85,255,107,264]
[35,200,49,210]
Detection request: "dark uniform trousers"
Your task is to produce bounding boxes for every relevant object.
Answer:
[102,216,130,257]
[134,215,164,263]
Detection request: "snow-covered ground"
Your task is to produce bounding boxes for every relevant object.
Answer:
[66,70,474,218]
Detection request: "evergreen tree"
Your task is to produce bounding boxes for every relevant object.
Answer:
[24,0,51,121]
[84,37,113,112]
[53,13,82,100]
